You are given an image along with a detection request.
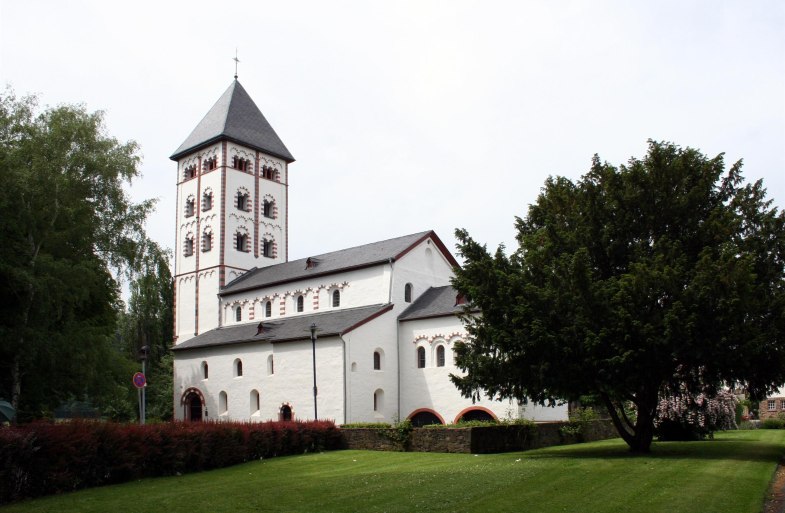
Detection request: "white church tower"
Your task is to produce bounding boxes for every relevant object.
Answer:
[171,80,294,343]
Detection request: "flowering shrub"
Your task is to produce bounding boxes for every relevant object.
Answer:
[0,420,341,504]
[654,386,738,441]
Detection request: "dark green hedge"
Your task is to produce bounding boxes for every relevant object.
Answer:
[0,420,341,504]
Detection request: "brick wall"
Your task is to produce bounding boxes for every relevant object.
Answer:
[759,397,785,420]
[341,420,617,454]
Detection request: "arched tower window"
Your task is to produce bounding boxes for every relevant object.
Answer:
[235,306,242,322]
[262,238,275,258]
[417,346,426,368]
[373,350,382,370]
[203,156,217,171]
[201,361,208,380]
[202,229,212,252]
[236,189,250,212]
[332,289,341,308]
[234,358,243,377]
[184,234,194,257]
[184,196,195,217]
[235,232,249,252]
[184,164,197,180]
[404,283,413,303]
[374,389,384,412]
[262,165,279,182]
[263,199,275,218]
[202,190,213,211]
[267,355,275,375]
[436,345,446,367]
[232,155,251,172]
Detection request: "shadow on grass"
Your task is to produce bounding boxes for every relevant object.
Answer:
[523,439,784,463]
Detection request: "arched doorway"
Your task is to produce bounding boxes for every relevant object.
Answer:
[181,388,205,422]
[280,403,293,421]
[455,407,496,424]
[409,409,444,427]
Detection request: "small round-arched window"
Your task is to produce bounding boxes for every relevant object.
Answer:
[265,301,272,317]
[296,295,304,312]
[219,391,228,415]
[436,345,446,367]
[404,283,413,303]
[234,358,243,377]
[235,306,242,322]
[201,361,209,380]
[417,346,426,368]
[332,289,341,308]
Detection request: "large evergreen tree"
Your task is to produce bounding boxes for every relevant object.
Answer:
[0,89,156,419]
[452,141,785,452]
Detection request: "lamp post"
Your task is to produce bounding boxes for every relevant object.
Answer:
[138,345,149,425]
[310,323,318,420]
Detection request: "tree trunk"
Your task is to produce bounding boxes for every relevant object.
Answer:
[10,354,21,423]
[601,393,655,453]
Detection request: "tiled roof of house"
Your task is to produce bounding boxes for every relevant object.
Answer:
[221,230,458,295]
[171,80,294,162]
[173,303,392,351]
[398,285,472,321]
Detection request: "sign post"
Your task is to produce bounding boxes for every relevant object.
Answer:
[133,371,146,425]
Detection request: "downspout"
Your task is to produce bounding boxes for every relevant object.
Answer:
[387,257,394,304]
[388,257,402,422]
[339,334,348,424]
[396,315,402,423]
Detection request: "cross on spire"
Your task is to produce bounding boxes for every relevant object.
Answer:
[233,49,240,80]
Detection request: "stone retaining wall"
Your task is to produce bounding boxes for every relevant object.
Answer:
[341,420,617,454]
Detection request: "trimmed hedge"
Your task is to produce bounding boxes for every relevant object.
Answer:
[0,420,341,504]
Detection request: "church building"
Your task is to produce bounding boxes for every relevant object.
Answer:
[170,79,567,425]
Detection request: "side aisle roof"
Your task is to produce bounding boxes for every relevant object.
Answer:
[173,304,393,351]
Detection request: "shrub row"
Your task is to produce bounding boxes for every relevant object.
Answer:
[0,420,341,504]
[761,418,785,429]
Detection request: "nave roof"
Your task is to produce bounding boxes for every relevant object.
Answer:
[221,230,458,296]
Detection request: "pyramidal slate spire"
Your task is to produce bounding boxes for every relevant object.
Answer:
[171,80,294,162]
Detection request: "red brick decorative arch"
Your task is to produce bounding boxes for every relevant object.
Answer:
[181,387,206,421]
[453,406,498,424]
[407,408,445,426]
[180,387,205,406]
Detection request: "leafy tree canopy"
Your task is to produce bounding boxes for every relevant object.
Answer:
[0,88,159,420]
[452,141,785,452]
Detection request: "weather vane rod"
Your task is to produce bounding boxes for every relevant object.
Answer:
[233,48,240,79]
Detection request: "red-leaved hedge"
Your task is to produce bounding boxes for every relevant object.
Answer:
[0,420,342,504]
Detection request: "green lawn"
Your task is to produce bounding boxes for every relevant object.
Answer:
[4,430,784,513]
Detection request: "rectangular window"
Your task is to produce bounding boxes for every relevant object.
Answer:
[769,400,776,411]
[781,400,785,410]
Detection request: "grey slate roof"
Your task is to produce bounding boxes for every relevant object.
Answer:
[398,285,472,321]
[221,230,458,296]
[171,80,294,162]
[173,303,393,351]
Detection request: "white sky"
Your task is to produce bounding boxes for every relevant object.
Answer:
[2,1,784,264]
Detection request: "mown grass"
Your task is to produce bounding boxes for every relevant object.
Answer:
[4,430,783,513]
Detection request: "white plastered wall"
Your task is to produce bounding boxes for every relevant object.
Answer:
[399,315,568,423]
[341,310,398,424]
[173,336,345,423]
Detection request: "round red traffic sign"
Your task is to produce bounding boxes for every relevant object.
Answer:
[132,372,146,388]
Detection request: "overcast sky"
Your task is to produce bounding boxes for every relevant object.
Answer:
[2,1,783,265]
